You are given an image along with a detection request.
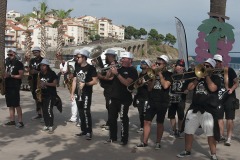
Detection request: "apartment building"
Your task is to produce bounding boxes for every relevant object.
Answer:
[6,10,21,20]
[66,24,85,45]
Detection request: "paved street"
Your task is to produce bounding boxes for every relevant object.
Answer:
[0,85,240,160]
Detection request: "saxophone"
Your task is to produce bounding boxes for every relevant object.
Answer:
[35,73,42,102]
[76,76,85,101]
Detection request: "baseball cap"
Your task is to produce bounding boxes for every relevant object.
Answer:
[205,58,216,68]
[40,59,50,65]
[105,49,117,55]
[8,48,17,53]
[31,46,41,52]
[158,55,169,63]
[176,59,185,67]
[120,52,134,59]
[72,49,81,56]
[141,59,152,67]
[213,54,223,62]
[79,49,90,58]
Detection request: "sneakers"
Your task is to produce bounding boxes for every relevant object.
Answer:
[15,122,24,129]
[136,142,148,148]
[219,136,226,142]
[32,114,42,120]
[137,128,143,133]
[104,139,117,144]
[41,126,49,132]
[210,154,218,160]
[48,127,54,134]
[176,131,184,139]
[155,143,161,150]
[68,119,77,123]
[225,138,231,146]
[4,121,16,126]
[76,123,80,127]
[75,132,87,137]
[177,150,191,158]
[169,130,176,138]
[85,133,92,140]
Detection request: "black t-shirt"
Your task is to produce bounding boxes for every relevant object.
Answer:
[135,72,149,100]
[40,70,58,97]
[99,64,114,89]
[111,66,138,102]
[5,58,23,88]
[191,75,221,113]
[29,57,43,82]
[74,64,97,94]
[170,72,190,101]
[149,70,173,103]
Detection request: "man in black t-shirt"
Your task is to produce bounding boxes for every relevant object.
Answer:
[177,58,221,160]
[70,49,98,140]
[29,46,44,120]
[213,54,239,146]
[97,49,117,130]
[168,59,189,138]
[105,51,138,145]
[4,48,24,128]
[136,55,172,149]
[133,59,152,133]
[38,59,58,134]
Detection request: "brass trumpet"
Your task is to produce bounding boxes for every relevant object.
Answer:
[100,63,122,73]
[172,64,226,81]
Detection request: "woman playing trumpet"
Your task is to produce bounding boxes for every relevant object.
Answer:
[136,55,172,149]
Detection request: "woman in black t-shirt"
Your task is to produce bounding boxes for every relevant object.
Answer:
[4,49,24,128]
[38,59,58,134]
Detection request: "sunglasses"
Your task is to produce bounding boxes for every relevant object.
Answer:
[77,56,83,59]
[155,62,164,66]
[33,51,40,54]
[141,61,147,65]
[7,54,13,56]
[215,60,222,63]
[204,64,211,68]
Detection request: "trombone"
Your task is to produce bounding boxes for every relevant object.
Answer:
[127,67,164,92]
[171,64,225,81]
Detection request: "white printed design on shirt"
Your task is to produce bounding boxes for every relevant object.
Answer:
[196,81,208,95]
[6,65,15,75]
[217,74,226,99]
[153,76,162,90]
[172,81,184,92]
[77,70,87,82]
[32,62,40,70]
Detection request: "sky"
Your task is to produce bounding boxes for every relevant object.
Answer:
[7,0,240,56]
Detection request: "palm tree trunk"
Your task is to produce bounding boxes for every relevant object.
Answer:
[25,30,32,65]
[0,0,7,95]
[57,25,63,56]
[40,24,47,57]
[210,0,226,16]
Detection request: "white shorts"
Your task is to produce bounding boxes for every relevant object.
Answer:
[184,109,214,136]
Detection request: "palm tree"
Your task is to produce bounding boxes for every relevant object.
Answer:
[209,0,228,21]
[33,2,50,57]
[51,9,73,58]
[19,13,36,64]
[0,0,7,95]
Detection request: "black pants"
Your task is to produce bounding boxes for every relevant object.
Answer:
[57,72,67,85]
[109,98,131,142]
[42,97,54,127]
[105,96,111,126]
[76,93,92,133]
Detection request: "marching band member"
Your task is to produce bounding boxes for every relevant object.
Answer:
[29,46,44,121]
[177,58,220,160]
[97,49,118,130]
[168,59,189,138]
[213,54,239,146]
[4,48,24,128]
[133,59,152,133]
[39,59,58,134]
[136,55,172,149]
[105,52,138,145]
[71,49,98,140]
